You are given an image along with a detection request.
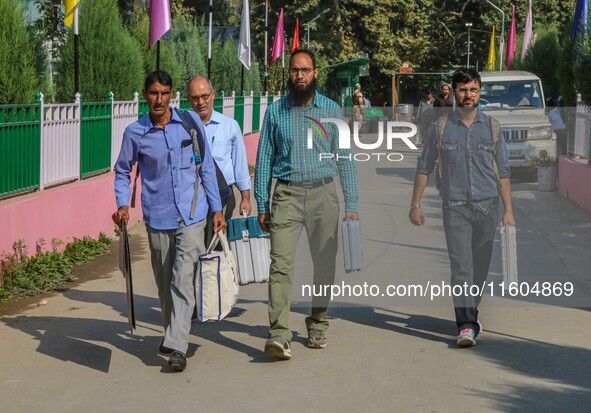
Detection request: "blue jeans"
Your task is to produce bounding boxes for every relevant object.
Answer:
[442,199,499,336]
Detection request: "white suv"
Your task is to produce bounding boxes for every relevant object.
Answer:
[479,71,556,169]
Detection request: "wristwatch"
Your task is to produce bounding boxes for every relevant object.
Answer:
[410,204,422,209]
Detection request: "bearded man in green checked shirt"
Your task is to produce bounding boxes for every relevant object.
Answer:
[255,49,359,360]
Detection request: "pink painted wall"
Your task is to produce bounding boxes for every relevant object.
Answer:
[244,132,260,165]
[0,170,143,254]
[558,156,591,213]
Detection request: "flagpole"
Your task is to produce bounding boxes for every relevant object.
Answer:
[241,66,245,95]
[208,0,213,79]
[264,0,268,93]
[74,6,79,95]
[281,49,285,93]
[156,41,160,71]
[485,0,505,71]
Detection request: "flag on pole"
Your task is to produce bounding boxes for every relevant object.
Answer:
[505,5,517,70]
[148,0,172,48]
[487,26,496,71]
[573,0,589,42]
[291,18,300,52]
[64,0,80,28]
[521,0,533,62]
[238,0,251,69]
[270,8,284,64]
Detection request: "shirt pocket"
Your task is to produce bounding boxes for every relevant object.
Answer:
[180,143,194,169]
[476,142,494,165]
[211,139,230,163]
[441,141,461,165]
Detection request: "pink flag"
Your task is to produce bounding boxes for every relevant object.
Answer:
[148,0,172,47]
[270,8,284,64]
[521,0,533,62]
[505,5,517,69]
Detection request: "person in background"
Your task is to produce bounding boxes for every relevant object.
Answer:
[416,90,435,146]
[186,75,252,247]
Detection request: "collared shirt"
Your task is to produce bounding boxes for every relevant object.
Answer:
[254,92,359,214]
[417,109,510,207]
[114,108,222,230]
[201,110,251,191]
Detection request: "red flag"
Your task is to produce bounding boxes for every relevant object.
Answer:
[291,18,300,52]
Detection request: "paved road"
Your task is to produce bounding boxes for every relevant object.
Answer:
[2,140,591,412]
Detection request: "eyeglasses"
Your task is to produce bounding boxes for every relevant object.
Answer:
[289,68,313,76]
[455,87,481,95]
[188,90,214,102]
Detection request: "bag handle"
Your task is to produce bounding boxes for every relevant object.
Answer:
[205,231,237,276]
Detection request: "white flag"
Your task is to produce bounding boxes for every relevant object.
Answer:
[521,0,534,62]
[238,0,251,69]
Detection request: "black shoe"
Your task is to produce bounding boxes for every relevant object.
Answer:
[168,351,187,371]
[159,339,173,355]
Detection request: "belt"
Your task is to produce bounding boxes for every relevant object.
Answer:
[277,177,333,189]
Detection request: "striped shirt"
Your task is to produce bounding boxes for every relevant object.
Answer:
[254,92,359,214]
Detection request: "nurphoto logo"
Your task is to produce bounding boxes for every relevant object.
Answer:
[305,117,419,162]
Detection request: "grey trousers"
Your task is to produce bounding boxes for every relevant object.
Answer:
[146,218,206,355]
[442,200,499,336]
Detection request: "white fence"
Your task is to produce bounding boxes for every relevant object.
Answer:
[40,94,80,189]
[575,104,591,159]
[111,94,139,169]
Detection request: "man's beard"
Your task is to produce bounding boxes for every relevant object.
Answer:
[288,78,317,106]
[457,98,478,111]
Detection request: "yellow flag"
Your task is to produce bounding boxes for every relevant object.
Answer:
[487,26,496,71]
[64,0,80,28]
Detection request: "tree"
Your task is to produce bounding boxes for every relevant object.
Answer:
[514,29,561,100]
[170,13,208,89]
[56,0,144,101]
[0,0,45,104]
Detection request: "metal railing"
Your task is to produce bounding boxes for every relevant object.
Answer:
[0,102,40,197]
[0,91,281,199]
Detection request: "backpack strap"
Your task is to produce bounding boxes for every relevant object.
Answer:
[488,116,502,192]
[177,109,232,219]
[177,110,205,220]
[435,115,448,190]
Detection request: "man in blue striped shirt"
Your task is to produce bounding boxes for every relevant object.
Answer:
[255,49,359,360]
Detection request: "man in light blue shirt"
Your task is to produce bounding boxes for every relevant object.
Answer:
[113,71,225,371]
[186,76,252,245]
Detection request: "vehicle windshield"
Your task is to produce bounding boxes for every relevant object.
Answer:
[480,80,544,110]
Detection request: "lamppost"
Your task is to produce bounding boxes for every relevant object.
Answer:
[466,23,473,67]
[306,8,330,49]
[484,0,505,71]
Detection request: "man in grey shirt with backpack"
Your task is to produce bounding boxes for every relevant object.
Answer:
[408,68,516,347]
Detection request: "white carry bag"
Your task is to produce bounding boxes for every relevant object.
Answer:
[227,211,271,285]
[500,225,518,289]
[195,231,239,322]
[342,220,363,272]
